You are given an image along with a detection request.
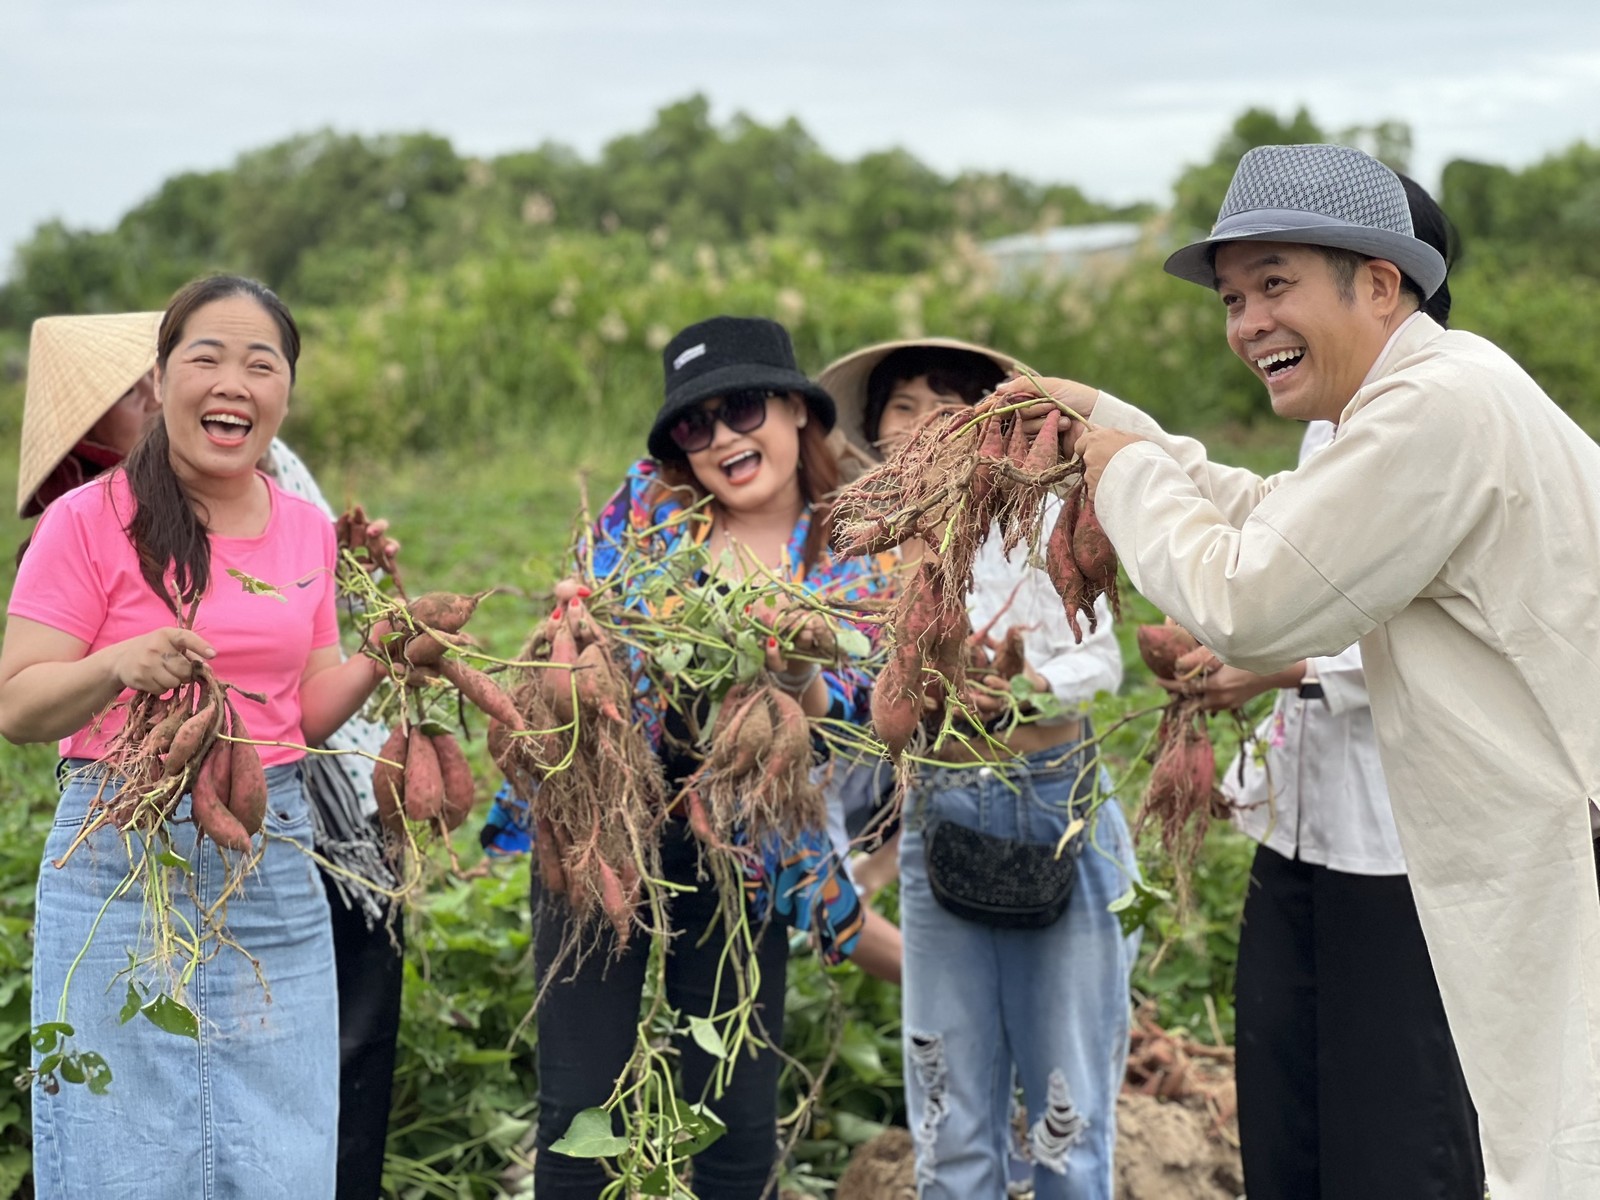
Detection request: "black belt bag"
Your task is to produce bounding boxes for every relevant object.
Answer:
[924,818,1082,930]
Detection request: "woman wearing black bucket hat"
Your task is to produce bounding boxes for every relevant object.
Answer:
[499,315,901,1200]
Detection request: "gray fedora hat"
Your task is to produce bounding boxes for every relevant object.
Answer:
[1164,143,1447,299]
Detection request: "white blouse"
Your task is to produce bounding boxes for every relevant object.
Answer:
[1222,421,1408,875]
[966,499,1123,713]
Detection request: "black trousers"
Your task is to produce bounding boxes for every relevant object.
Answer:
[322,869,405,1200]
[1234,846,1484,1200]
[532,821,791,1200]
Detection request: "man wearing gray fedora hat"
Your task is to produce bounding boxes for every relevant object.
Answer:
[996,143,1600,1200]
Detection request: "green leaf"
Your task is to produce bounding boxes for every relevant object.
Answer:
[225,568,287,603]
[0,1146,32,1198]
[654,642,693,674]
[1108,878,1173,939]
[29,1022,72,1054]
[59,1057,85,1085]
[80,1052,113,1096]
[674,1101,726,1157]
[732,630,764,683]
[549,1107,628,1158]
[118,982,144,1025]
[685,1015,727,1060]
[836,1020,885,1081]
[834,627,871,660]
[832,1110,888,1146]
[637,1164,675,1195]
[141,994,199,1040]
[155,850,191,871]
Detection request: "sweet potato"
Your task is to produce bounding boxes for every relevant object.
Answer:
[1136,624,1199,681]
[990,628,1027,680]
[403,726,444,821]
[433,732,476,830]
[1043,499,1086,642]
[140,706,188,760]
[574,643,629,723]
[729,690,774,776]
[372,725,408,836]
[192,740,251,851]
[163,701,218,779]
[895,564,943,653]
[407,590,482,634]
[1147,724,1216,814]
[1071,497,1117,589]
[767,688,812,759]
[225,710,268,835]
[563,598,605,650]
[1021,410,1061,476]
[1004,412,1030,466]
[403,631,448,668]
[871,650,923,761]
[534,816,568,894]
[440,658,524,729]
[597,860,631,942]
[684,789,716,845]
[486,717,512,771]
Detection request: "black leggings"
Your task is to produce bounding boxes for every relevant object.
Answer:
[322,869,404,1200]
[532,822,791,1200]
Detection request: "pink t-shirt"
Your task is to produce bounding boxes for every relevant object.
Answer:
[9,470,339,766]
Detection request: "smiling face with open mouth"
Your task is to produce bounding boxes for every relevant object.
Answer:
[157,294,291,486]
[685,391,808,518]
[1214,241,1400,424]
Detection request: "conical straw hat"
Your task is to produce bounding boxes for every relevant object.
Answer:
[17,311,163,515]
[818,336,1017,459]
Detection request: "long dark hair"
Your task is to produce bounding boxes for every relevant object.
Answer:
[124,275,300,615]
[653,405,842,573]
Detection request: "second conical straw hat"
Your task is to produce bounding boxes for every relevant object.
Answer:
[17,311,162,515]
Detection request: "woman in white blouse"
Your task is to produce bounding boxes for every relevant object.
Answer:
[821,339,1136,1200]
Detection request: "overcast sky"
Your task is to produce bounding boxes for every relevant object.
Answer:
[4,0,1599,272]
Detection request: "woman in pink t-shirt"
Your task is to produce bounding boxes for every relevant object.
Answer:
[0,275,393,1200]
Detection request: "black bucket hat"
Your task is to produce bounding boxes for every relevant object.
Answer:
[648,316,836,461]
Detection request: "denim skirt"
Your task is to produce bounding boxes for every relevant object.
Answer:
[31,761,338,1199]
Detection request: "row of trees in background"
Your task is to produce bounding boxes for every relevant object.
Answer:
[0,93,1145,319]
[3,100,1599,455]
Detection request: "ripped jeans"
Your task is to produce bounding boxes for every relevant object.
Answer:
[899,743,1136,1200]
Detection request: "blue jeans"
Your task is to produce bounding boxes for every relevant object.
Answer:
[899,742,1137,1200]
[32,762,338,1200]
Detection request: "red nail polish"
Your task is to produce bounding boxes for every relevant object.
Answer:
[768,637,777,649]
[553,606,564,620]
[576,586,592,598]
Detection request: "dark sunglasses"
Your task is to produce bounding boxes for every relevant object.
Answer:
[668,389,775,454]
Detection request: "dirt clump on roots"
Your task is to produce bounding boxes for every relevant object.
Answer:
[834,1127,916,1200]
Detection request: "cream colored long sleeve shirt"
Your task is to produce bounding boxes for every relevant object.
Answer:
[1224,423,1410,874]
[1092,314,1600,1199]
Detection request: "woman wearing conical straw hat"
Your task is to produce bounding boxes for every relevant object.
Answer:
[15,311,163,526]
[820,337,1137,1200]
